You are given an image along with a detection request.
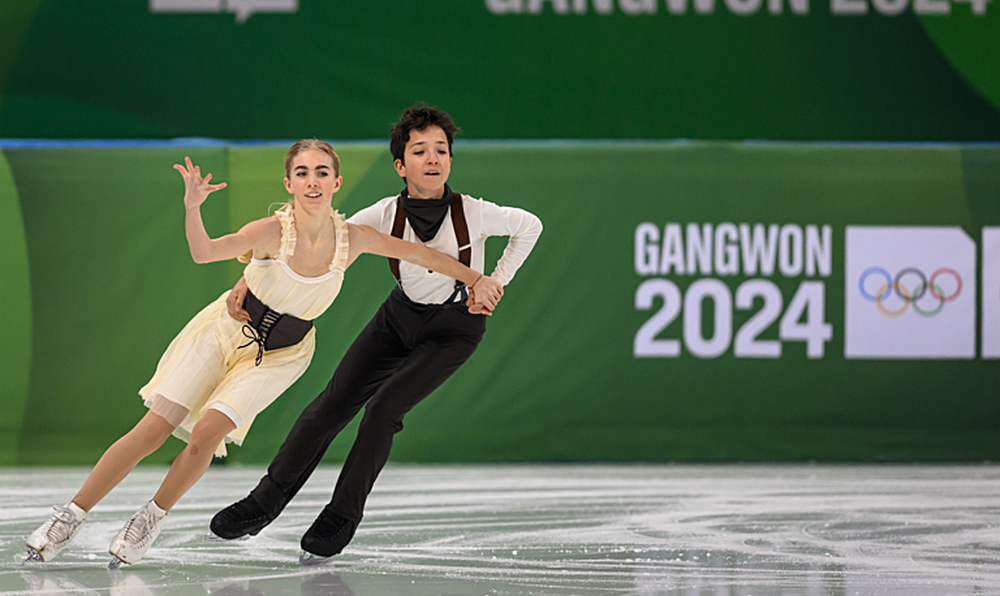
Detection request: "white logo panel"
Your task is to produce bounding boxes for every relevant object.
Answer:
[150,0,298,23]
[845,226,976,359]
[984,228,1000,359]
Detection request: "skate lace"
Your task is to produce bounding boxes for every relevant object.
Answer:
[46,505,80,543]
[313,509,350,538]
[122,507,155,546]
[228,496,267,523]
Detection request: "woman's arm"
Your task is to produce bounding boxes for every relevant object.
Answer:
[176,157,273,264]
[226,276,251,323]
[347,223,503,309]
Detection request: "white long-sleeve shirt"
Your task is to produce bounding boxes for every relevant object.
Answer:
[348,194,543,304]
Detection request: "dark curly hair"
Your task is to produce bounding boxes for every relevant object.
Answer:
[390,103,462,163]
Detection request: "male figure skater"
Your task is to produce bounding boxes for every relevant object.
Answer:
[209,105,543,562]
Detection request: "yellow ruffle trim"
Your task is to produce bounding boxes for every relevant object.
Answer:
[275,204,349,272]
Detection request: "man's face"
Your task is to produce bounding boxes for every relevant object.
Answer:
[394,125,452,199]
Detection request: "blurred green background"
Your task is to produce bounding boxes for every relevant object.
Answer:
[0,0,998,141]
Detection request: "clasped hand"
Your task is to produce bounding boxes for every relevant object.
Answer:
[466,276,503,316]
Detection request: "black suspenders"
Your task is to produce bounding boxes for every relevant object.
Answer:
[387,194,472,302]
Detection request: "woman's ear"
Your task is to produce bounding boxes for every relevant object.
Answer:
[284,177,293,193]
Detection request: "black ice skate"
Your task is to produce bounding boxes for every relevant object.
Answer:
[207,494,272,542]
[298,504,357,565]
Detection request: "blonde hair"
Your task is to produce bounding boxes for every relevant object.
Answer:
[284,139,340,178]
[238,140,340,264]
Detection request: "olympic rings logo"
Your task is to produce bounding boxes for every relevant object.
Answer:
[858,267,963,318]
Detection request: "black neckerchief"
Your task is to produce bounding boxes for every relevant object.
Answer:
[400,185,454,242]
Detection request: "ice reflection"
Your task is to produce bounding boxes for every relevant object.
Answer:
[18,571,91,596]
[14,569,357,596]
[1,464,999,596]
[204,572,355,596]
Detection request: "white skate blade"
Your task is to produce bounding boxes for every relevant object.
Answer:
[204,532,251,543]
[298,551,333,566]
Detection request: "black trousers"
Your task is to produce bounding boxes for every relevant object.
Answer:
[250,287,486,523]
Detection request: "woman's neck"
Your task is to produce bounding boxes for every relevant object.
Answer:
[293,205,331,244]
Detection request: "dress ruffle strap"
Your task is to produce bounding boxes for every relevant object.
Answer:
[275,204,297,262]
[330,209,350,272]
[276,204,348,271]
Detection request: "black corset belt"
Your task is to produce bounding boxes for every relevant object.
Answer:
[238,289,314,366]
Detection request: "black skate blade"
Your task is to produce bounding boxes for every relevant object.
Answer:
[204,532,252,543]
[108,556,124,570]
[298,551,333,566]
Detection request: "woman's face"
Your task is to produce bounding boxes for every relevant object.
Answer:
[284,149,342,212]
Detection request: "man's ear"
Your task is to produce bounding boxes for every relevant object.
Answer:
[393,158,406,179]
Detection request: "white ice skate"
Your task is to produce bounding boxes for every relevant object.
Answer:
[108,500,168,567]
[24,502,87,562]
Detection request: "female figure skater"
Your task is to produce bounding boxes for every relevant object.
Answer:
[24,140,501,567]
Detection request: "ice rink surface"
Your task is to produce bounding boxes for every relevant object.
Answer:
[1,464,999,595]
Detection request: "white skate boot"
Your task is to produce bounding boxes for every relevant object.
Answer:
[25,502,87,562]
[108,500,168,567]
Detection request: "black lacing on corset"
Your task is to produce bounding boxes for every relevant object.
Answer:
[238,306,282,366]
[237,290,313,366]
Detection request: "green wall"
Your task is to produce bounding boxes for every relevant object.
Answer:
[1,141,997,465]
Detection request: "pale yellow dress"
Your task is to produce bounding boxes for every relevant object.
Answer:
[139,204,349,456]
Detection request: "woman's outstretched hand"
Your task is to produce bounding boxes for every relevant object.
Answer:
[174,156,227,211]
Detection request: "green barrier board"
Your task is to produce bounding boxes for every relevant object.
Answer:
[2,142,998,465]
